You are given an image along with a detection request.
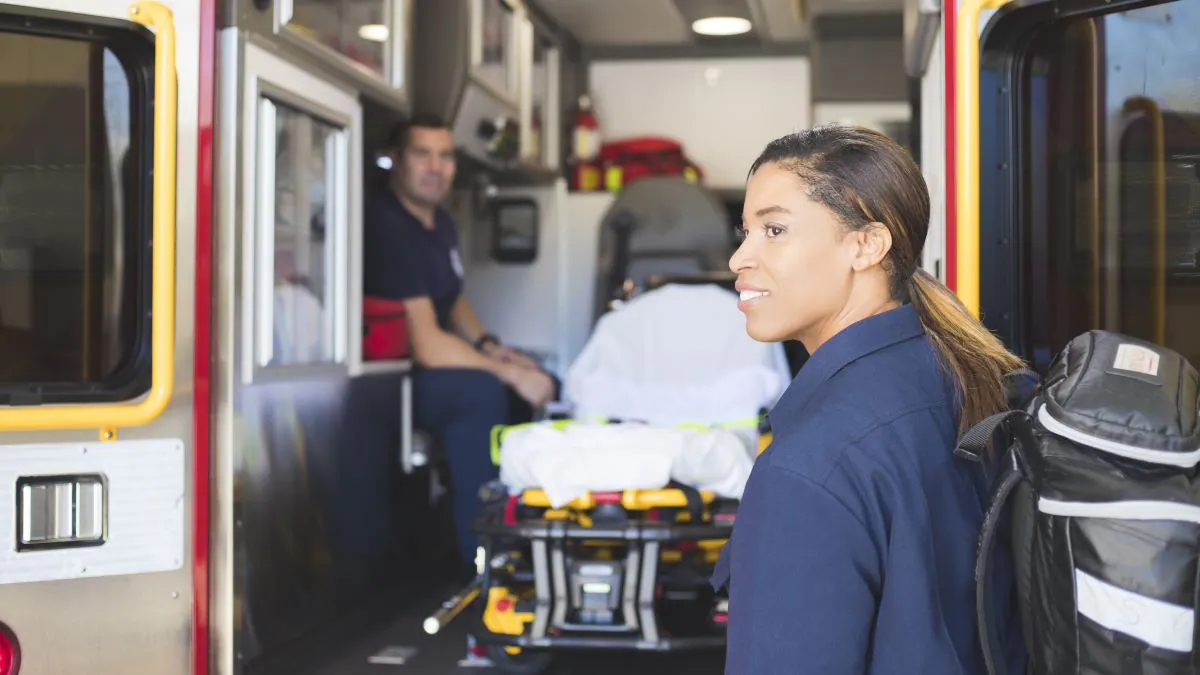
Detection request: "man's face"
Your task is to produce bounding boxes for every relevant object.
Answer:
[393,126,456,207]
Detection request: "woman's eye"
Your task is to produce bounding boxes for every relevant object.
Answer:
[765,225,784,238]
[734,225,748,241]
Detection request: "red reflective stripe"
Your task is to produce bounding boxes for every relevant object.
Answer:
[944,0,958,291]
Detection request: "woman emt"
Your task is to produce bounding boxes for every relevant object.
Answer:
[713,125,1027,674]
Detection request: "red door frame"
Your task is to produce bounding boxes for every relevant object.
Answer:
[943,0,958,291]
[193,0,216,671]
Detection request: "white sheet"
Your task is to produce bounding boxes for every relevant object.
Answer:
[564,284,790,426]
[504,283,787,506]
[499,422,754,508]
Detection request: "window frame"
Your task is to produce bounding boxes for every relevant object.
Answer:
[977,0,1179,363]
[240,42,362,385]
[0,6,155,406]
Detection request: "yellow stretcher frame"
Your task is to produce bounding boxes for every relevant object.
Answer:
[520,488,717,511]
[955,0,1013,318]
[0,2,177,438]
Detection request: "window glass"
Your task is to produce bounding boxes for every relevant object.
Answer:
[0,29,149,402]
[1017,0,1200,371]
[287,0,389,78]
[261,99,341,367]
[475,0,514,95]
[530,34,551,163]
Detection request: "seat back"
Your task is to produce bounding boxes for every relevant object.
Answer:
[565,283,791,429]
[593,177,734,321]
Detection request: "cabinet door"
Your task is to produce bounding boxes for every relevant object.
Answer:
[240,42,363,384]
[276,0,412,98]
[471,0,519,104]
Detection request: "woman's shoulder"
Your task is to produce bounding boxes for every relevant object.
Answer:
[767,348,958,485]
[771,397,953,477]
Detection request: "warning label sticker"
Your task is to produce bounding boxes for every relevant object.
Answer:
[1113,343,1161,377]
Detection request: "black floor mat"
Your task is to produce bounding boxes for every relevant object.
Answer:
[307,581,726,675]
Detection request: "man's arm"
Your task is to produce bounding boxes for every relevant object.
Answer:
[406,296,512,376]
[449,295,489,346]
[363,202,510,377]
[448,294,544,370]
[407,297,554,406]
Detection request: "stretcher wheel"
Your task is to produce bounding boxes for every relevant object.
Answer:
[486,645,551,675]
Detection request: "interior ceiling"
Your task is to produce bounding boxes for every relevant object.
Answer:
[530,0,904,47]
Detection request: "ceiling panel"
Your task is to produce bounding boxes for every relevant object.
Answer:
[532,0,692,46]
[532,0,904,47]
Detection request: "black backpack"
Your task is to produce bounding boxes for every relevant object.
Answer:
[957,330,1200,675]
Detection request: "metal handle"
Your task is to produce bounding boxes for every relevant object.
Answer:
[423,576,483,635]
[0,1,177,437]
[955,0,1013,318]
[1121,96,1167,346]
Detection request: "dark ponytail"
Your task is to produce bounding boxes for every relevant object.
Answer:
[906,269,1024,433]
[750,126,1025,436]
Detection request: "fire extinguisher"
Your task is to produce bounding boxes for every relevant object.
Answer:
[570,93,601,191]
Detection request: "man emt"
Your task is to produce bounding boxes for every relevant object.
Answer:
[363,113,557,573]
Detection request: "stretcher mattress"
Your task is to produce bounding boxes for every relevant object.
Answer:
[564,283,791,427]
[498,422,754,508]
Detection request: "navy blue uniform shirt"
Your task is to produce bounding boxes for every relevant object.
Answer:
[713,303,1023,674]
[363,191,464,331]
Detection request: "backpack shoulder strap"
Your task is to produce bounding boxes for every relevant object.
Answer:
[974,448,1024,675]
[956,408,1035,675]
[954,409,1028,463]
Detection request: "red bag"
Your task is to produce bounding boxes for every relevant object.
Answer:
[599,136,704,185]
[362,296,410,360]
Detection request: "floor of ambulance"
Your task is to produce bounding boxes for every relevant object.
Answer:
[309,580,726,675]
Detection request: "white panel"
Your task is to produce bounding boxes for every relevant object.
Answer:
[456,181,570,375]
[812,101,911,129]
[561,192,617,370]
[0,438,185,584]
[588,58,811,189]
[1076,567,1194,653]
[920,23,946,279]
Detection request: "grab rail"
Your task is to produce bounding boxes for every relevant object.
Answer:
[954,0,1012,318]
[1121,96,1167,346]
[0,1,177,437]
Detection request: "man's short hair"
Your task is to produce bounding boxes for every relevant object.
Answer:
[386,112,451,154]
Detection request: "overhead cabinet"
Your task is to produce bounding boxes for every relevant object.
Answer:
[413,0,560,177]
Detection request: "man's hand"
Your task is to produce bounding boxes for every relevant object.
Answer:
[506,366,556,409]
[485,343,541,370]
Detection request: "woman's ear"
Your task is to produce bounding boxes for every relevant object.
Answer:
[852,222,893,271]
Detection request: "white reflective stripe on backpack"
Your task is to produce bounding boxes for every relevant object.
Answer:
[1074,567,1194,653]
[1037,404,1200,469]
[1038,497,1200,525]
[1039,498,1199,653]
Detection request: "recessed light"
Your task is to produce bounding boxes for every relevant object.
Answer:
[357,24,389,42]
[691,16,752,36]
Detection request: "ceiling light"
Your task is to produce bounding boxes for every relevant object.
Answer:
[691,16,752,36]
[357,24,389,42]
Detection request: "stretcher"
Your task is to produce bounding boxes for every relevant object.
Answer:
[431,283,789,673]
